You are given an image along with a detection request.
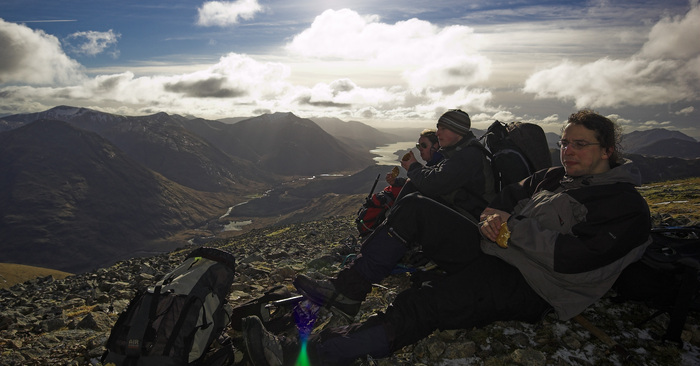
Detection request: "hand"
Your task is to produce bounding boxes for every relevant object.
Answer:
[479,208,511,242]
[400,151,418,170]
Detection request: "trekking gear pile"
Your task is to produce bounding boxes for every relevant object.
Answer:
[355,174,403,237]
[613,226,700,345]
[230,284,301,334]
[102,247,236,366]
[478,121,552,191]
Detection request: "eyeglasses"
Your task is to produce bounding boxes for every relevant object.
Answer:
[416,142,429,149]
[557,139,601,150]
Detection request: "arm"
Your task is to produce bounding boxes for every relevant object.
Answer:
[480,167,564,240]
[507,184,651,274]
[488,167,563,213]
[406,146,485,197]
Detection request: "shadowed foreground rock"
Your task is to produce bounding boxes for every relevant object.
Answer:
[1,216,699,365]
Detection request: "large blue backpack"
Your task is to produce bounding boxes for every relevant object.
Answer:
[102,247,236,366]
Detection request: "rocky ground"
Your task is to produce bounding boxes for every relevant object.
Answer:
[1,211,699,366]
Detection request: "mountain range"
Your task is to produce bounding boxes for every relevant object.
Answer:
[0,119,233,272]
[1,106,698,273]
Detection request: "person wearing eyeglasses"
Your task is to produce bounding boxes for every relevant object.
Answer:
[415,129,443,166]
[243,109,652,366]
[385,129,443,187]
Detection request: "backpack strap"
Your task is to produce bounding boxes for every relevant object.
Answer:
[163,295,203,356]
[465,137,501,193]
[125,285,162,358]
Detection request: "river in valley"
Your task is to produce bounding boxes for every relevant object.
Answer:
[370,141,420,166]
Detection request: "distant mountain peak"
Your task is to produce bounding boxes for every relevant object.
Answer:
[48,105,90,117]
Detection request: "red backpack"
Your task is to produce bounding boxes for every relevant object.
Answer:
[355,184,403,237]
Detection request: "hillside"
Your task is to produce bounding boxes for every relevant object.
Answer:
[1,106,277,192]
[179,112,376,176]
[0,263,72,289]
[0,120,238,273]
[0,177,698,365]
[633,138,700,159]
[623,128,697,152]
[221,112,374,175]
[311,116,402,150]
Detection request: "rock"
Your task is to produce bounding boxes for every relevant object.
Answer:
[306,254,337,269]
[442,340,476,359]
[0,215,698,365]
[77,312,112,332]
[510,348,547,366]
[40,317,66,332]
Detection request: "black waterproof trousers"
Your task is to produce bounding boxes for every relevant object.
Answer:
[310,193,552,365]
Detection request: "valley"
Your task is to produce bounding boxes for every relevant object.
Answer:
[1,106,700,275]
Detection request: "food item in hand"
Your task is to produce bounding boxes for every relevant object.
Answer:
[496,222,510,248]
[390,166,400,178]
[402,152,412,161]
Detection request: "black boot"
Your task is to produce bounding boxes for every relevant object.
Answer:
[242,316,300,366]
[293,272,365,320]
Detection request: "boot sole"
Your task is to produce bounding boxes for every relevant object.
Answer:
[242,316,282,366]
[294,280,357,321]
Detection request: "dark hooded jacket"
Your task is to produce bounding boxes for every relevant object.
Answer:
[406,131,495,222]
[482,160,652,319]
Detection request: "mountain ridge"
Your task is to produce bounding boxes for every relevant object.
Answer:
[1,106,700,274]
[0,119,236,273]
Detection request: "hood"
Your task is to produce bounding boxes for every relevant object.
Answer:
[561,159,642,188]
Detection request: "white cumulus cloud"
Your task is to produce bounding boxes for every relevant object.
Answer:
[523,3,700,109]
[285,9,491,89]
[0,19,85,85]
[66,29,121,57]
[197,0,264,27]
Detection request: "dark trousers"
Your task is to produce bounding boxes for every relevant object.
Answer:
[313,193,552,365]
[342,192,483,296]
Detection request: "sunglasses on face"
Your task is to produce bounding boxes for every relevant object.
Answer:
[416,142,429,149]
[557,139,601,150]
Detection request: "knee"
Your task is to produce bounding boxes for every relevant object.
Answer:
[385,193,423,228]
[383,289,437,349]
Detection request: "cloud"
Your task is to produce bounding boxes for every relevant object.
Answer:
[285,9,490,89]
[0,10,496,124]
[197,0,264,27]
[640,3,700,60]
[675,106,694,115]
[0,19,85,85]
[523,4,700,109]
[65,30,121,57]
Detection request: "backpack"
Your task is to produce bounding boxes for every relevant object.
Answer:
[102,247,237,366]
[230,285,301,333]
[479,121,552,191]
[355,184,403,237]
[613,226,700,345]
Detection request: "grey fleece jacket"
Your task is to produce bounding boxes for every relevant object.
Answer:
[481,160,652,320]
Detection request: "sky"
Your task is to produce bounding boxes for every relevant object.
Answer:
[1,0,699,139]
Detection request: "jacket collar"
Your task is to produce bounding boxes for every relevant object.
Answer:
[560,159,642,188]
[439,131,477,157]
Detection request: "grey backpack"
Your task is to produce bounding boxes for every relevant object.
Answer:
[102,247,236,366]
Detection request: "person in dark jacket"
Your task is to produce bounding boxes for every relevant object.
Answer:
[399,109,496,220]
[296,109,495,321]
[242,109,651,366]
[415,128,443,166]
[386,128,443,187]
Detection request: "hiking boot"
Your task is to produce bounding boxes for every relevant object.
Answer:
[242,316,285,366]
[293,274,361,320]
